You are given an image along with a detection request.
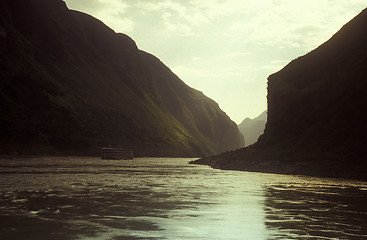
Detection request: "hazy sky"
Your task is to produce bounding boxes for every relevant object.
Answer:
[64,0,366,123]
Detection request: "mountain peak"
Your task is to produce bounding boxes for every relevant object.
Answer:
[238,111,267,147]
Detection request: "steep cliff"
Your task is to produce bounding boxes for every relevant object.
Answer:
[192,9,367,180]
[0,0,244,156]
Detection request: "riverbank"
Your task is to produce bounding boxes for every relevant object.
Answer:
[189,147,367,181]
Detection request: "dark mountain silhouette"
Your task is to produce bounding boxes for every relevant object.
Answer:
[238,111,267,147]
[0,0,244,157]
[192,8,367,180]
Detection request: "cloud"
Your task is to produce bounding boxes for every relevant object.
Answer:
[64,0,105,12]
[67,0,366,50]
[63,0,367,122]
[178,0,366,52]
[66,0,134,33]
[223,52,252,59]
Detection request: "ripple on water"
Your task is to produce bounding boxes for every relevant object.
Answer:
[0,157,367,240]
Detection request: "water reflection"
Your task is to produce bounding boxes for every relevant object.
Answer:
[264,182,367,239]
[0,157,366,239]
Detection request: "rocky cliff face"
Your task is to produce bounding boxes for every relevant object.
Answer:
[260,8,367,157]
[0,0,244,156]
[192,8,367,180]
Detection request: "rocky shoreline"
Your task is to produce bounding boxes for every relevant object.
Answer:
[189,147,367,181]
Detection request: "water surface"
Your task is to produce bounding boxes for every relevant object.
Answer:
[0,157,366,239]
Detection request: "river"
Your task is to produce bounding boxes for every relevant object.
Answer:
[0,157,366,239]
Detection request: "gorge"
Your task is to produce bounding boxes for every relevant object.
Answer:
[192,8,367,181]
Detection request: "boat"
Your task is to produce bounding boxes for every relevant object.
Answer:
[100,147,133,160]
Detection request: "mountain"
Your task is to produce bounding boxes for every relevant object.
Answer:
[0,0,244,157]
[192,8,367,180]
[238,111,267,147]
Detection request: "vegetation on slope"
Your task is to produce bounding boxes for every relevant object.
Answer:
[0,0,244,156]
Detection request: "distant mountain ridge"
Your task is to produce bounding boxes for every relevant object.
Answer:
[238,111,267,147]
[0,0,244,156]
[192,8,367,180]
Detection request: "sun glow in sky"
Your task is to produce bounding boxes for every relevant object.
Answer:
[64,0,366,123]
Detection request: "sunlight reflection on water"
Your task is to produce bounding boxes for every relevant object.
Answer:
[0,157,366,239]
